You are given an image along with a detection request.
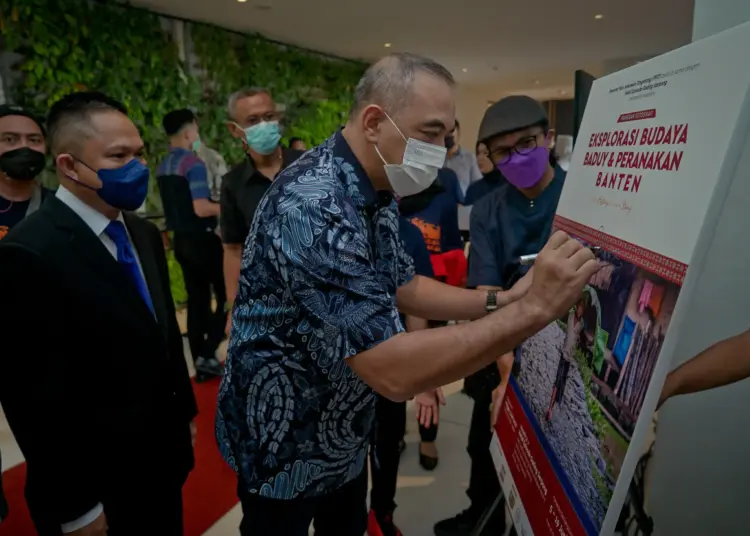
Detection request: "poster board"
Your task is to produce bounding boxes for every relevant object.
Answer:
[490,21,750,536]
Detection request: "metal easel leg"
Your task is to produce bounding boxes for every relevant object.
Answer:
[470,492,506,536]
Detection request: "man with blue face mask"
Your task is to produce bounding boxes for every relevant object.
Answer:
[219,87,302,335]
[0,92,197,536]
[217,54,598,536]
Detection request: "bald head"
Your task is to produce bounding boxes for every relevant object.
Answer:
[351,53,455,118]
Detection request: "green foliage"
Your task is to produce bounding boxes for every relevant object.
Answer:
[0,0,201,213]
[190,24,364,164]
[574,347,608,441]
[166,248,188,306]
[0,0,365,305]
[590,456,613,504]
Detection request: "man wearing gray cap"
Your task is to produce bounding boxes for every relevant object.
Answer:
[435,95,564,536]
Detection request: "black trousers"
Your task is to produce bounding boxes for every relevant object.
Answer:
[370,397,406,515]
[238,470,367,536]
[173,231,226,362]
[466,395,505,521]
[371,396,439,516]
[32,484,184,536]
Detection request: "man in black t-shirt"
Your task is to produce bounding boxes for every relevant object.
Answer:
[220,87,302,334]
[0,104,48,525]
[0,104,49,240]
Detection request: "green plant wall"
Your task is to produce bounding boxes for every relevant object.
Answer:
[190,24,364,165]
[0,0,365,306]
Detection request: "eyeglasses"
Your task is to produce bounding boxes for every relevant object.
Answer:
[490,134,542,165]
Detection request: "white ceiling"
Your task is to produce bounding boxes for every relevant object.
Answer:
[132,0,695,98]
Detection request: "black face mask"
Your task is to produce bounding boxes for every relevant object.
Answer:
[0,147,46,181]
[445,135,455,151]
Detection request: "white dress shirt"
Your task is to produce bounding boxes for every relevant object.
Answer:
[54,186,145,532]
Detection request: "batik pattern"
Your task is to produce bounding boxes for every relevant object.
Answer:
[216,132,415,499]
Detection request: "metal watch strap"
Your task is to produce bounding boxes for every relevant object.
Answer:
[486,290,499,312]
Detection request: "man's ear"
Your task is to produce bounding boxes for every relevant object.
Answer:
[55,153,77,179]
[227,121,242,140]
[361,105,386,144]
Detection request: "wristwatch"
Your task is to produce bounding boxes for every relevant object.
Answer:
[486,290,499,313]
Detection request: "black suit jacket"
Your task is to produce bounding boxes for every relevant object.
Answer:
[0,196,197,527]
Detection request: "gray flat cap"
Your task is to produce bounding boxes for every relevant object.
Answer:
[478,95,548,143]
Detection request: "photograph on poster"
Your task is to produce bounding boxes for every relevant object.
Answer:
[515,238,680,530]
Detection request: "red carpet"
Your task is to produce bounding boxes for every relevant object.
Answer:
[0,378,239,535]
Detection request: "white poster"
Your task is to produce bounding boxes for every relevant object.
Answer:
[491,22,750,536]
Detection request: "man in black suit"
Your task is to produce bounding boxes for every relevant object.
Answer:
[0,92,197,535]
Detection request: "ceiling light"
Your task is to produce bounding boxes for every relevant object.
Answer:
[462,68,468,73]
[559,90,567,95]
[533,80,540,85]
[594,13,604,19]
[237,0,247,3]
[384,43,392,48]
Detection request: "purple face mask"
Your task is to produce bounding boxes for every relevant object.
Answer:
[497,146,549,189]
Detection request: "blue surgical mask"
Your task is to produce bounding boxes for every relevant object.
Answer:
[69,157,150,211]
[241,121,281,155]
[191,136,202,152]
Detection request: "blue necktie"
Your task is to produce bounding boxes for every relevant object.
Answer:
[104,220,155,314]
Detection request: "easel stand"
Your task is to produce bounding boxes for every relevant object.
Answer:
[471,492,518,536]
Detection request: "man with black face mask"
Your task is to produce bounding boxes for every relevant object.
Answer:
[0,104,49,240]
[0,104,47,526]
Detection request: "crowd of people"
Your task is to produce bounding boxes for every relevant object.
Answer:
[0,51,747,536]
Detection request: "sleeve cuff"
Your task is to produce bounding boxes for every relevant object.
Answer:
[61,503,103,533]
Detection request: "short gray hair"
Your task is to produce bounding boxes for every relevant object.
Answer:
[227,87,272,120]
[351,53,455,117]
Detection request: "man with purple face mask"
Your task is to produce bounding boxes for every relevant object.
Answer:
[435,95,564,536]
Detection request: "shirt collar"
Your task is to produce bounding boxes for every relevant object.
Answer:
[331,129,379,208]
[55,185,123,237]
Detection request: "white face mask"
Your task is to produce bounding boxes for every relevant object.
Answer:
[374,113,447,197]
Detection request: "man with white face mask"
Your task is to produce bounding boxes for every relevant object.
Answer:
[217,53,600,535]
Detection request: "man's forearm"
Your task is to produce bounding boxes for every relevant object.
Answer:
[667,329,750,399]
[397,275,516,321]
[223,245,242,304]
[351,297,548,401]
[405,315,429,332]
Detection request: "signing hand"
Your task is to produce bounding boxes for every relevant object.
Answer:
[68,512,107,536]
[524,231,601,321]
[415,388,447,428]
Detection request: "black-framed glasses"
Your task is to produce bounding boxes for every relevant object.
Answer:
[490,134,541,164]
